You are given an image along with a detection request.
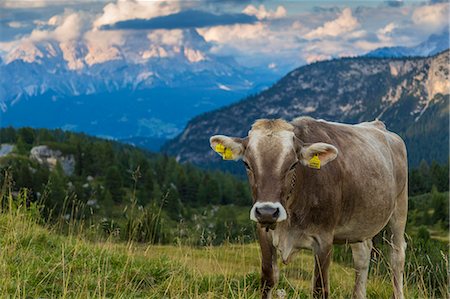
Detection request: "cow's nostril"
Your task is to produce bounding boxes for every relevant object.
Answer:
[273,208,279,218]
[255,208,262,216]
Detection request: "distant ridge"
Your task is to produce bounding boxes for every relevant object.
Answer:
[365,29,449,58]
[163,50,449,171]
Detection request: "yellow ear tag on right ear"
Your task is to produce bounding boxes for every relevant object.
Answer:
[215,143,225,154]
[309,154,321,169]
[223,148,234,160]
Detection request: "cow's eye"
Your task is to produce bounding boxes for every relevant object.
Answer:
[289,161,298,171]
[243,161,251,171]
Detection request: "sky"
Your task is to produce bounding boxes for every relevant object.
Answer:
[0,0,448,70]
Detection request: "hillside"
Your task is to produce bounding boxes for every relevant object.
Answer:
[0,127,253,245]
[163,50,450,169]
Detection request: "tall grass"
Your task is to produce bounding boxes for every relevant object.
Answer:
[0,174,448,298]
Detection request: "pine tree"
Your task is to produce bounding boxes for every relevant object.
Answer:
[45,166,67,217]
[16,135,29,155]
[105,166,124,203]
[18,127,35,145]
[151,181,163,204]
[0,127,17,143]
[431,186,449,228]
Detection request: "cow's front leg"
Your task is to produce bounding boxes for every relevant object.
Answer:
[312,239,333,298]
[258,227,278,299]
[351,239,373,299]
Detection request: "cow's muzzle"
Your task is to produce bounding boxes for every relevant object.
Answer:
[250,202,287,226]
[255,206,279,223]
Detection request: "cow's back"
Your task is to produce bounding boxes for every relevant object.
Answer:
[291,117,407,242]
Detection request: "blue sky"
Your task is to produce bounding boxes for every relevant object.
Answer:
[0,0,448,70]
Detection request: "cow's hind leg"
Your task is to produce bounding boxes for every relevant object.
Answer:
[351,239,373,299]
[388,187,408,299]
[258,227,278,299]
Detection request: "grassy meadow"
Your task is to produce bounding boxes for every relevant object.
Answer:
[0,128,448,298]
[0,191,448,299]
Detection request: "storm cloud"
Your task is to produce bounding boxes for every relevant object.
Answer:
[101,10,258,30]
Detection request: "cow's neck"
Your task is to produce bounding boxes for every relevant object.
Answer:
[270,168,326,264]
[270,223,315,264]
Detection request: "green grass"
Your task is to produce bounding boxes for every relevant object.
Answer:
[0,192,448,298]
[0,211,366,298]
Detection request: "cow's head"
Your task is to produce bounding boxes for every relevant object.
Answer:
[209,119,338,228]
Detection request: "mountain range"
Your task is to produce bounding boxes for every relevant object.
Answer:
[0,29,280,142]
[1,29,449,156]
[365,29,449,58]
[163,50,450,171]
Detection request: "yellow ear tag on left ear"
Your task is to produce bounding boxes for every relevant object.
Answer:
[215,143,225,154]
[223,148,234,160]
[309,154,321,169]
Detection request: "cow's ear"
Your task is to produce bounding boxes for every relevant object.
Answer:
[300,142,338,169]
[210,135,245,161]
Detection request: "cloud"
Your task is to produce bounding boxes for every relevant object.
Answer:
[101,10,257,30]
[204,0,266,3]
[298,7,411,64]
[47,15,61,26]
[195,3,292,63]
[142,29,209,62]
[147,29,185,47]
[85,29,124,47]
[304,53,332,64]
[0,12,91,69]
[27,12,85,43]
[93,0,180,28]
[377,22,397,42]
[353,40,391,51]
[7,21,26,28]
[198,22,266,44]
[242,4,286,20]
[197,19,308,70]
[84,29,125,65]
[183,48,205,62]
[304,8,360,39]
[412,3,449,31]
[1,0,64,8]
[1,0,448,73]
[0,0,93,8]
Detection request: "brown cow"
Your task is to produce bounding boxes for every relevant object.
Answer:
[210,117,407,299]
